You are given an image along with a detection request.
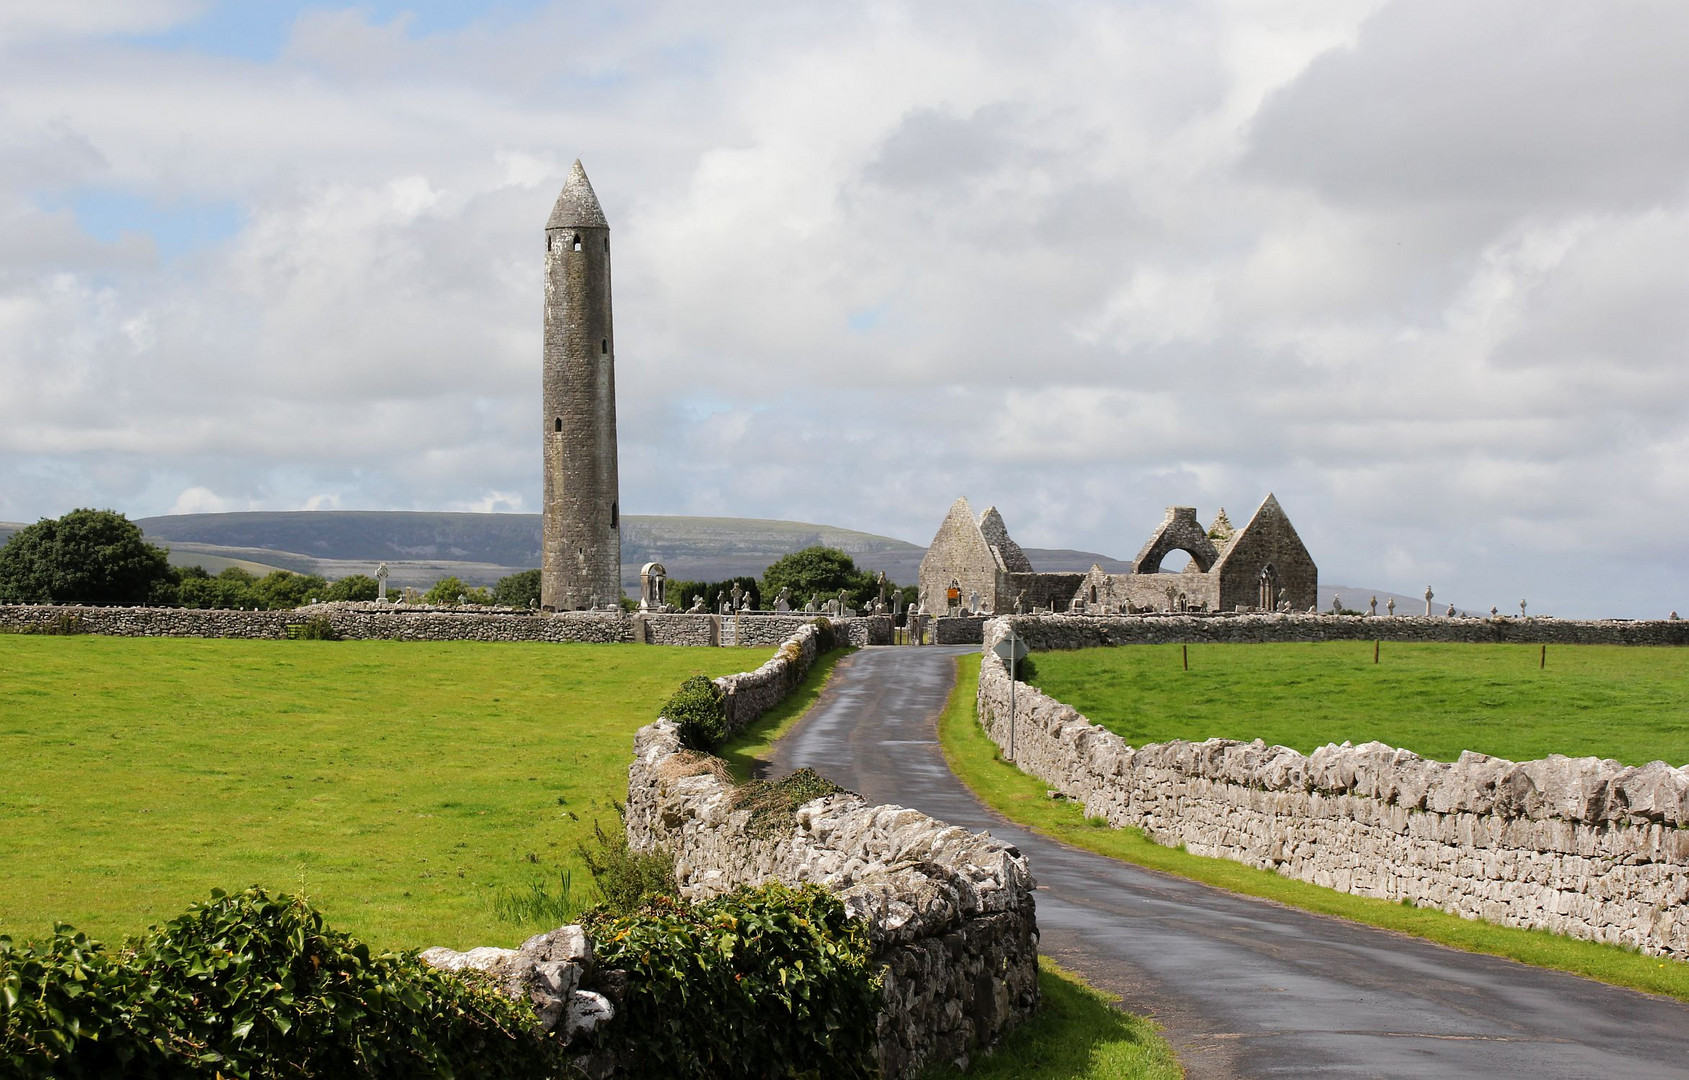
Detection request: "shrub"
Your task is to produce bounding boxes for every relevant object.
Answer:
[0,886,566,1079]
[1,613,86,636]
[578,815,677,915]
[490,569,541,609]
[662,673,729,750]
[811,617,838,654]
[0,509,174,605]
[291,615,340,641]
[579,883,880,1080]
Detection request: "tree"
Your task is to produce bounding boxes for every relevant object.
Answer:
[324,574,380,603]
[254,571,329,610]
[0,509,175,605]
[665,576,759,611]
[424,576,490,605]
[490,569,541,608]
[759,547,878,610]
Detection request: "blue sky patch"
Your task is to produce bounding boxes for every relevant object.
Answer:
[54,190,245,260]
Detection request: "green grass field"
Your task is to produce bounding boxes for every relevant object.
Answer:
[1027,642,1689,766]
[943,654,1689,1001]
[0,635,767,950]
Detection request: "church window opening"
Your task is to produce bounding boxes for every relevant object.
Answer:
[572,234,582,252]
[554,418,562,432]
[1259,565,1279,611]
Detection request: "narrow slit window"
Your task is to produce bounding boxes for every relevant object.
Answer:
[610,501,619,528]
[603,237,609,252]
[554,418,562,432]
[601,339,608,354]
[572,234,582,252]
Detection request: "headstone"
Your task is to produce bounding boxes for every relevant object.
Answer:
[1368,595,1377,617]
[1520,599,1528,618]
[805,594,818,614]
[1671,611,1680,621]
[1331,594,1342,615]
[376,562,390,602]
[731,583,743,611]
[1446,603,1455,617]
[774,587,791,613]
[1015,592,1026,615]
[838,589,849,617]
[968,590,980,615]
[1491,606,1499,618]
[688,594,705,614]
[876,571,888,609]
[1386,597,1395,616]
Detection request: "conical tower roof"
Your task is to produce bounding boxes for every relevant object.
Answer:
[547,159,609,230]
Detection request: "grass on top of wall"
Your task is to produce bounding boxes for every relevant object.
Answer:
[1025,642,1689,766]
[717,646,855,781]
[941,654,1689,1003]
[917,957,1181,1080]
[0,635,768,950]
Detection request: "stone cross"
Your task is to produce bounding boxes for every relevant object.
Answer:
[774,587,791,612]
[1368,596,1377,617]
[1520,599,1528,618]
[838,589,849,616]
[1387,597,1395,616]
[375,562,390,602]
[969,590,981,614]
[1491,606,1499,618]
[1424,586,1434,616]
[1331,594,1342,615]
[1446,603,1455,617]
[806,594,818,614]
[876,571,888,608]
[731,583,743,610]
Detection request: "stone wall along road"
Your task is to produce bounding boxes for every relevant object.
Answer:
[978,617,1689,958]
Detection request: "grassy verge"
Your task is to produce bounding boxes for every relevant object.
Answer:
[716,646,855,781]
[1028,642,1689,766]
[940,654,1689,1002]
[918,957,1181,1080]
[0,635,766,949]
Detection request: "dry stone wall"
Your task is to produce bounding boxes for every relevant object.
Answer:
[1004,611,1689,648]
[625,718,1038,1077]
[978,617,1689,958]
[0,603,892,647]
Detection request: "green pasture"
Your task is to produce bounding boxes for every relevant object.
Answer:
[1027,642,1689,766]
[944,654,1689,1001]
[0,635,766,950]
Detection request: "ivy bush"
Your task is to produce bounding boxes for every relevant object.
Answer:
[0,887,566,1079]
[662,673,729,750]
[580,883,880,1080]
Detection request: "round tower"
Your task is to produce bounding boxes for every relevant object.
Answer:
[541,159,621,611]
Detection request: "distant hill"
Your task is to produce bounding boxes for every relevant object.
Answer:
[131,511,926,591]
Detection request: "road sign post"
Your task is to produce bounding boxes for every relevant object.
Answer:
[992,631,1030,762]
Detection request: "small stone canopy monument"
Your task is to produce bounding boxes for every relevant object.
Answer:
[637,562,667,612]
[375,562,390,602]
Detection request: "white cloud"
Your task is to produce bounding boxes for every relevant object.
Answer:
[0,0,1684,616]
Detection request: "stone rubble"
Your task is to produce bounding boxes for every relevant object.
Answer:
[978,617,1689,958]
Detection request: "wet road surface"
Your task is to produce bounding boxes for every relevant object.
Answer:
[763,646,1689,1079]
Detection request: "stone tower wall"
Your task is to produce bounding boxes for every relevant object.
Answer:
[541,218,620,610]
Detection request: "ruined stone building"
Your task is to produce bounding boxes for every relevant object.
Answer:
[917,495,1316,615]
[541,160,621,611]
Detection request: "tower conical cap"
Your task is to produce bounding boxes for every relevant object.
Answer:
[547,159,609,229]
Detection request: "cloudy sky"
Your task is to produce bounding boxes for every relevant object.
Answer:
[2,1,1685,616]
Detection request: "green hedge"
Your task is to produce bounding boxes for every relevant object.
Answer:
[663,673,729,750]
[580,883,880,1079]
[0,887,565,1079]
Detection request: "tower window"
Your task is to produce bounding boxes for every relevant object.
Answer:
[554,418,562,432]
[603,237,609,252]
[601,339,608,354]
[611,501,619,528]
[572,234,582,252]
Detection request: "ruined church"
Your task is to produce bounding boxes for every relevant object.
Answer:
[918,495,1316,615]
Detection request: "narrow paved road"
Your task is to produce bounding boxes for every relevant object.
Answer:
[764,646,1689,1080]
